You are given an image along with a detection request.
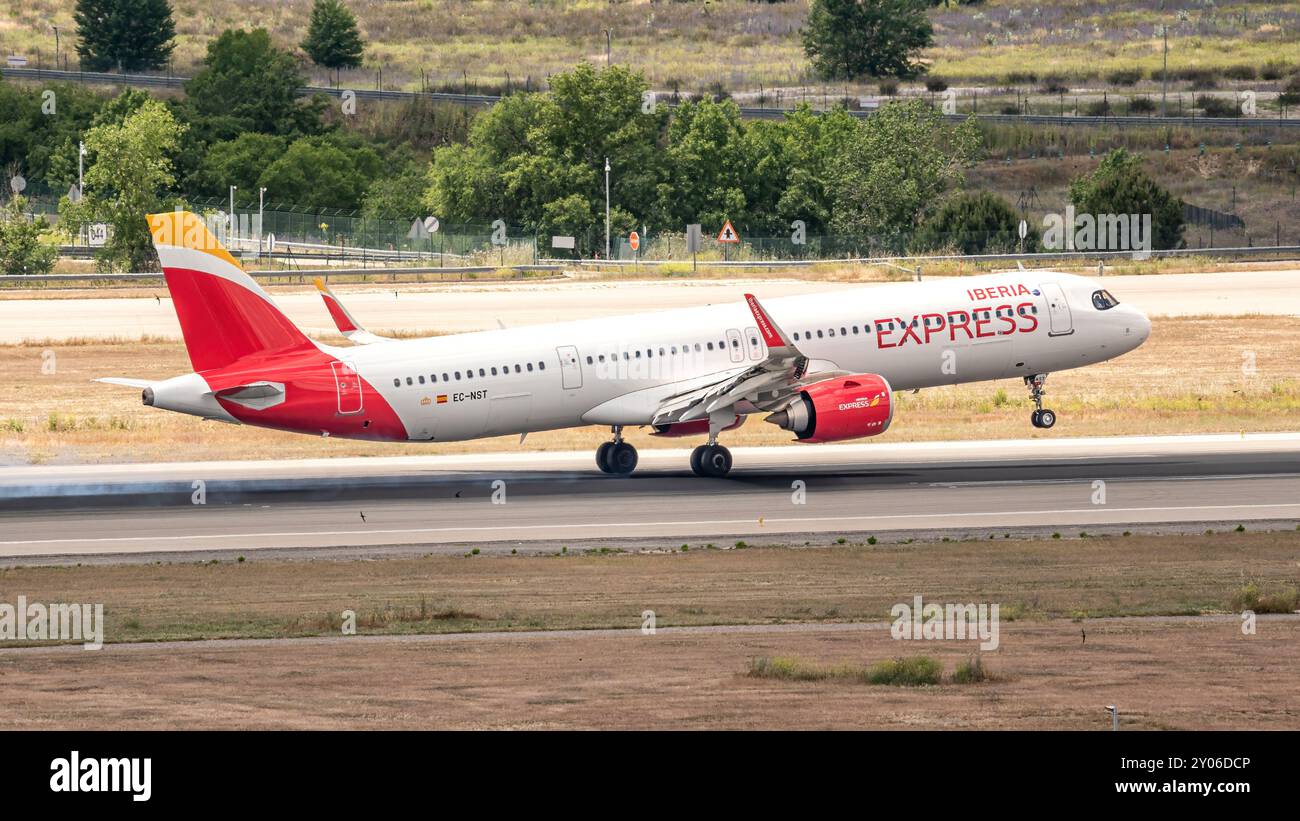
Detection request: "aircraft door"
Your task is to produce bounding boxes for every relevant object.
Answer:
[726,328,744,363]
[556,345,583,390]
[331,360,364,415]
[1040,283,1074,336]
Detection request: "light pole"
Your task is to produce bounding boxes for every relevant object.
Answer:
[229,185,237,241]
[77,141,85,198]
[52,25,60,71]
[604,157,611,261]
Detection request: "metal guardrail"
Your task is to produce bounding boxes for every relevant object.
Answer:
[7,67,1299,129]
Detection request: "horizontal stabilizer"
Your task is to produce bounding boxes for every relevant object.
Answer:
[94,377,152,389]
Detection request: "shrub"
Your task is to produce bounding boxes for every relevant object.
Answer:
[1230,583,1299,614]
[913,191,1034,255]
[1106,68,1143,86]
[0,196,58,277]
[924,76,949,93]
[952,655,993,683]
[1260,60,1292,81]
[1199,95,1241,118]
[1279,75,1300,108]
[1039,75,1069,94]
[1175,67,1218,89]
[1083,97,1113,116]
[867,655,942,686]
[1223,64,1257,81]
[1004,71,1038,86]
[1127,97,1156,114]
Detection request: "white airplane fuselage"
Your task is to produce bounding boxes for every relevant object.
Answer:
[304,270,1149,442]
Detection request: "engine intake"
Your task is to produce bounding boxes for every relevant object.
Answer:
[766,374,893,443]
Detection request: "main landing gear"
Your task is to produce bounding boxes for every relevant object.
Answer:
[690,413,735,477]
[596,426,638,475]
[1025,373,1056,429]
[690,443,733,477]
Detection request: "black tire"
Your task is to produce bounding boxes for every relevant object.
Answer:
[1030,409,1042,428]
[690,445,707,476]
[608,442,638,475]
[699,445,732,477]
[596,441,614,473]
[1038,409,1056,429]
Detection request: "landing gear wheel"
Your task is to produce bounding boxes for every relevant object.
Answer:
[691,444,732,477]
[596,441,614,473]
[1030,409,1042,428]
[690,445,705,475]
[1037,409,1056,429]
[606,441,638,475]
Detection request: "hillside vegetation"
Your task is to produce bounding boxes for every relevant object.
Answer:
[2,0,1295,92]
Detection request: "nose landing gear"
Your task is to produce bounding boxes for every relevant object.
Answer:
[1025,373,1056,429]
[596,426,638,475]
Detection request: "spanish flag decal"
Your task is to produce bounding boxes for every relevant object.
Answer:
[436,395,448,404]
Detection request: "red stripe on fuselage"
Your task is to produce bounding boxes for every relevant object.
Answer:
[204,347,409,442]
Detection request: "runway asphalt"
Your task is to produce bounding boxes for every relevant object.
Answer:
[1,433,1297,561]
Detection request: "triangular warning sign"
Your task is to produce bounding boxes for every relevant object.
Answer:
[717,219,741,244]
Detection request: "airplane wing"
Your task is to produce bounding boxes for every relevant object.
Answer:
[314,278,392,345]
[649,293,847,427]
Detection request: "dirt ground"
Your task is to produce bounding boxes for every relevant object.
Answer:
[1,315,1297,464]
[3,618,1296,730]
[2,531,1296,729]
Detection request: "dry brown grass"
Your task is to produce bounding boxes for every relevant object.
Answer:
[2,530,1297,728]
[0,314,1296,465]
[1,531,1297,644]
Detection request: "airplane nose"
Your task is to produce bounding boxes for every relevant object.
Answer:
[1133,308,1151,342]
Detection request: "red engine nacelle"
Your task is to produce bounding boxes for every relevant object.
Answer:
[651,415,744,437]
[766,374,893,443]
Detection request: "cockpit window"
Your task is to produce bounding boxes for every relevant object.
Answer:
[1092,289,1120,310]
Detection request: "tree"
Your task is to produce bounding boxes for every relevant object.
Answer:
[0,196,57,276]
[913,191,1033,254]
[60,98,186,272]
[1068,149,1184,251]
[189,133,288,198]
[184,29,324,138]
[802,0,933,81]
[301,0,366,84]
[73,0,176,72]
[828,99,981,249]
[361,162,434,220]
[256,136,382,210]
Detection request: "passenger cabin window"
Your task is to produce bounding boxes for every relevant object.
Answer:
[1092,289,1119,310]
[393,378,400,387]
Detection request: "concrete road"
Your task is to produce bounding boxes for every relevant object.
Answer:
[2,434,1297,560]
[3,268,1297,343]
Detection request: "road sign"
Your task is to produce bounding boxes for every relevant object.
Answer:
[685,224,702,253]
[551,235,575,250]
[629,231,640,251]
[1018,219,1028,240]
[6,56,28,69]
[87,223,108,247]
[717,219,740,244]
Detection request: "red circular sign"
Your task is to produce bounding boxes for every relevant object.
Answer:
[629,231,640,251]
